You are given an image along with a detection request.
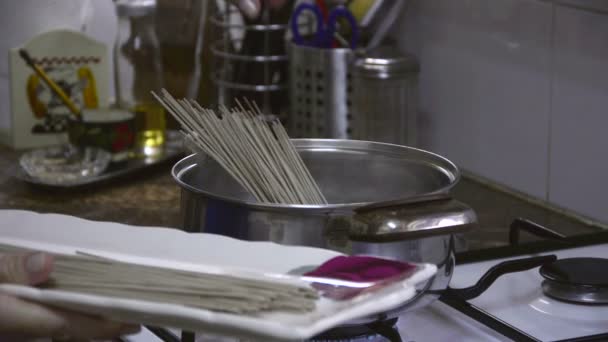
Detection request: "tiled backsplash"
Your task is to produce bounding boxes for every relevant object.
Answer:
[395,0,608,223]
[2,1,606,222]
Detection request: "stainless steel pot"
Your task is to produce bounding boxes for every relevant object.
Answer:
[172,139,477,316]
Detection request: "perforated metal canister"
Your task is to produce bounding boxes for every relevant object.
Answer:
[288,43,355,138]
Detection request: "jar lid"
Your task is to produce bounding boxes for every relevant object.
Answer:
[115,0,156,17]
[354,47,420,78]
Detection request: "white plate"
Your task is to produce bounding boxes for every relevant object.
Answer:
[0,210,436,341]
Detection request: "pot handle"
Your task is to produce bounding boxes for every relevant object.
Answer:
[348,194,477,242]
[443,254,557,300]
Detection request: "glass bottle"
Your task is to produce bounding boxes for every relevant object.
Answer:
[114,0,165,157]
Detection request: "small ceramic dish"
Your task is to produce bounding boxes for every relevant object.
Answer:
[19,145,111,185]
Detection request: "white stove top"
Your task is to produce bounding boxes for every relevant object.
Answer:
[397,302,508,342]
[125,243,608,342]
[447,243,608,342]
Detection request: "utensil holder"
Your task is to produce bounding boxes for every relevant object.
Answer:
[210,4,289,117]
[288,43,354,138]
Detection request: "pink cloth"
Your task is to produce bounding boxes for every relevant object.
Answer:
[305,255,417,282]
[304,256,419,300]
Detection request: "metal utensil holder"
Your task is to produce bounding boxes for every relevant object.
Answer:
[288,43,354,138]
[210,5,288,116]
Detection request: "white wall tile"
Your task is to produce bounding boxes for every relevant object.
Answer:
[83,0,118,100]
[549,6,608,222]
[394,0,608,221]
[396,0,553,199]
[397,0,479,168]
[467,0,552,199]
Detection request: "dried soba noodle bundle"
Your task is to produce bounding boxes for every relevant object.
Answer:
[153,89,327,205]
[0,244,317,314]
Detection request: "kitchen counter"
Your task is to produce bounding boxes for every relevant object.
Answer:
[0,145,604,251]
[0,145,182,228]
[452,173,606,250]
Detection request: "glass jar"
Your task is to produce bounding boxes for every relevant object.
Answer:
[352,46,420,147]
[114,0,166,157]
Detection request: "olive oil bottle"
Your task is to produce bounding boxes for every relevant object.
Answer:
[114,0,166,157]
[133,102,166,152]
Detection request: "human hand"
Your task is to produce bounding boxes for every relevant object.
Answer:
[0,252,140,340]
[230,0,289,19]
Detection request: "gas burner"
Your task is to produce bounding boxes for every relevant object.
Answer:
[309,318,401,342]
[540,257,608,304]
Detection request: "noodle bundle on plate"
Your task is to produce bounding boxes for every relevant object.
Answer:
[0,244,318,314]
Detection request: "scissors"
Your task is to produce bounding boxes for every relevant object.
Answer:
[291,2,359,49]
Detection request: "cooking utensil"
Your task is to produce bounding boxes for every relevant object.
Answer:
[315,0,330,19]
[348,0,382,28]
[172,139,476,316]
[211,1,291,116]
[291,2,359,49]
[315,0,346,48]
[365,1,405,51]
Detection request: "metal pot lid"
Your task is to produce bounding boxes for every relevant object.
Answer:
[354,46,420,78]
[172,139,460,212]
[349,194,477,242]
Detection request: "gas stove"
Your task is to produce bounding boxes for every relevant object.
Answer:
[124,219,608,342]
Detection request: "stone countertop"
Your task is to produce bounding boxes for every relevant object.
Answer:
[0,145,604,252]
[0,145,182,228]
[452,173,606,250]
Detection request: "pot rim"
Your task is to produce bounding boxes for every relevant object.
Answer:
[171,139,461,212]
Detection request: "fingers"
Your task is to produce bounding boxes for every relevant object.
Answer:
[0,253,54,285]
[0,294,140,339]
[0,253,138,339]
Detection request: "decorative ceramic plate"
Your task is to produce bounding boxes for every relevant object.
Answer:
[0,210,436,341]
